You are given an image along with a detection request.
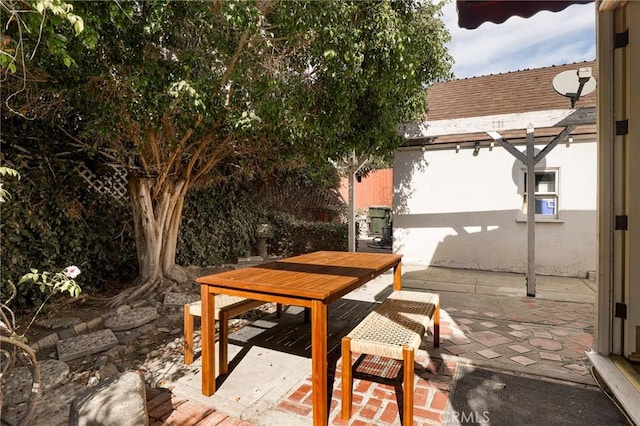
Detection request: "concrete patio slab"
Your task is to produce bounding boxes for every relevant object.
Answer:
[404,279,476,294]
[166,344,312,421]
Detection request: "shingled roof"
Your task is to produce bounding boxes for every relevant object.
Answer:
[409,60,597,146]
[426,60,597,121]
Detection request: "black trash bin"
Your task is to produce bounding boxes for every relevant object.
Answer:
[368,205,391,236]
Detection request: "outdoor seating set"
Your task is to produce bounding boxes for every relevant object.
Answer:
[186,251,440,426]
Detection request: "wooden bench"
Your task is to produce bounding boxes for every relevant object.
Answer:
[184,296,269,374]
[341,290,440,426]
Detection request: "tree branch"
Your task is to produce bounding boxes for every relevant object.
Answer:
[219,29,250,89]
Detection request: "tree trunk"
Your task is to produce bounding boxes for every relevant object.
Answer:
[162,180,189,283]
[109,175,187,306]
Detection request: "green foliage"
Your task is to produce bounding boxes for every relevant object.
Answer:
[272,217,348,257]
[177,164,347,265]
[1,142,137,308]
[19,265,82,299]
[0,166,20,202]
[0,0,86,70]
[1,0,90,117]
[2,1,450,291]
[8,0,451,176]
[177,178,265,265]
[267,0,453,164]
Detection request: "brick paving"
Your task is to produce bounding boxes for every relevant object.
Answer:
[140,266,597,425]
[269,284,596,424]
[146,387,255,426]
[275,353,458,425]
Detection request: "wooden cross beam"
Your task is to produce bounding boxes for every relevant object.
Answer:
[486,124,575,297]
[400,107,594,139]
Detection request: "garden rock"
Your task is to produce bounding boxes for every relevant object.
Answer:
[163,292,199,307]
[68,371,148,426]
[2,359,70,406]
[36,316,81,330]
[57,329,119,362]
[103,306,159,331]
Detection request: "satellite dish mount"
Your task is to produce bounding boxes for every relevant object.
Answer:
[552,67,596,108]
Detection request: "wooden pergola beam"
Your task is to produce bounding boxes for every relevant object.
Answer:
[400,107,595,139]
[400,107,595,297]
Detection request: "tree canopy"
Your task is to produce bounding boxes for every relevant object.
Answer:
[2,0,452,303]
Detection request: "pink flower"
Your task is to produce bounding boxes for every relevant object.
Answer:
[64,265,81,279]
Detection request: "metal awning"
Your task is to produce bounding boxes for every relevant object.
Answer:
[456,0,594,29]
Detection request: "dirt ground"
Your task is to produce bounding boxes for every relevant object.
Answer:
[9,265,235,378]
[13,265,219,340]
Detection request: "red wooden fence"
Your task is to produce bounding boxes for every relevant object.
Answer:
[339,168,393,211]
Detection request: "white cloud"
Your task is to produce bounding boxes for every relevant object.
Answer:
[443,1,596,78]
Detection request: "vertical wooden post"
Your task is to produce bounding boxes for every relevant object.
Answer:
[625,2,640,358]
[348,167,357,252]
[200,286,216,395]
[594,9,615,355]
[526,126,536,296]
[184,304,194,364]
[341,337,353,420]
[433,297,440,348]
[311,300,328,425]
[402,346,415,426]
[393,261,402,291]
[219,310,229,375]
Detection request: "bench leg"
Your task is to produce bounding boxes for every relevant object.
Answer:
[276,303,283,318]
[184,304,194,365]
[402,346,414,426]
[219,310,230,375]
[434,299,440,348]
[341,337,353,420]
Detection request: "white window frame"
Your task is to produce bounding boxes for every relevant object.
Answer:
[521,168,559,219]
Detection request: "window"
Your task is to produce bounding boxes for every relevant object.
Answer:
[523,170,558,217]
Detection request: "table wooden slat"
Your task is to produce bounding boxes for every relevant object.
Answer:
[196,251,402,426]
[197,251,401,302]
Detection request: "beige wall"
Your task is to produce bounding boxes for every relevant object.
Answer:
[394,139,597,277]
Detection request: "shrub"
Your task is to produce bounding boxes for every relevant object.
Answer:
[177,178,348,265]
[1,150,137,308]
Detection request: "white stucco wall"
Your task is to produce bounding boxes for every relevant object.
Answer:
[393,139,597,277]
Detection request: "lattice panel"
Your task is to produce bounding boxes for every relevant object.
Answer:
[76,163,128,201]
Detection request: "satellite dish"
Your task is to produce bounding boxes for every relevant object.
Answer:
[552,67,596,108]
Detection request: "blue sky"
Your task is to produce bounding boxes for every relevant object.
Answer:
[441,1,596,79]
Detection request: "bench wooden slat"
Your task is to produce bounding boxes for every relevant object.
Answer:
[183,297,266,368]
[346,291,439,359]
[341,290,440,426]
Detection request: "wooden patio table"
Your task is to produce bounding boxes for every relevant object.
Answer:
[196,250,403,425]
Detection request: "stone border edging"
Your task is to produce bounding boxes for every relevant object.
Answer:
[29,316,104,353]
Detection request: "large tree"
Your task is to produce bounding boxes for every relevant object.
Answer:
[2,0,452,304]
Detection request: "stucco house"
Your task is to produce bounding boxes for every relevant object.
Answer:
[394,61,597,278]
[440,0,640,419]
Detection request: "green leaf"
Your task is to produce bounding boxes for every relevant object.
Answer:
[73,18,85,36]
[324,50,337,59]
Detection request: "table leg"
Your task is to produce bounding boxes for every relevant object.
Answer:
[311,300,328,425]
[434,298,440,348]
[201,286,216,396]
[393,261,402,291]
[402,346,415,425]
